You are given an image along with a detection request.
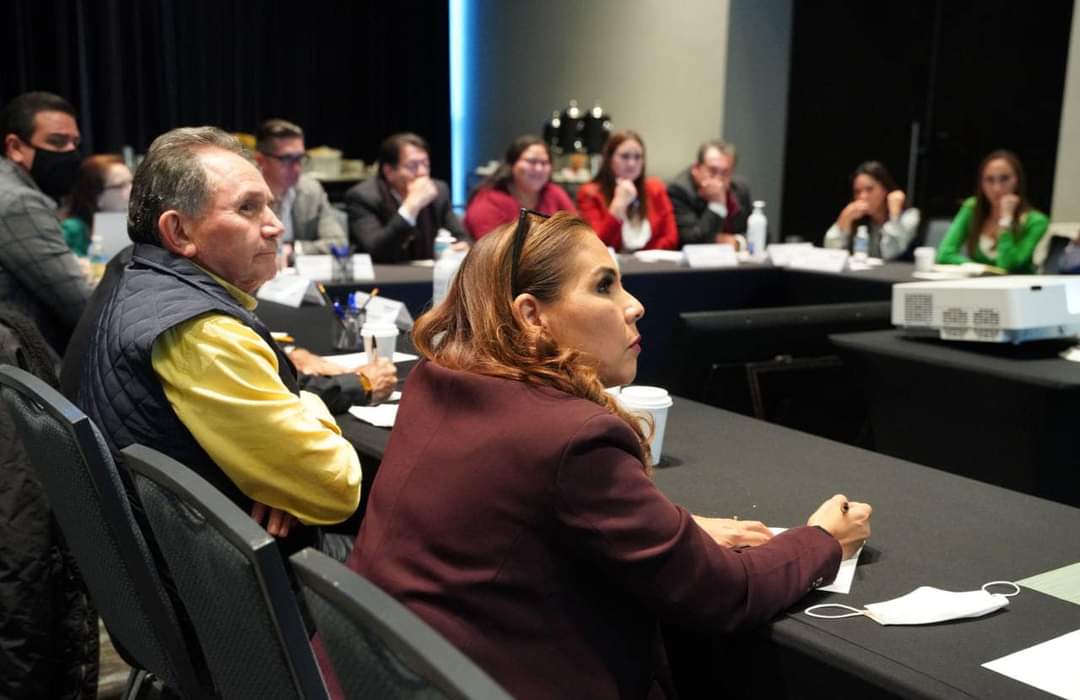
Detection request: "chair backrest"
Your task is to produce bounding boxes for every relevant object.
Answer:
[662,301,894,405]
[122,443,328,700]
[290,548,513,700]
[923,217,952,250]
[0,365,208,698]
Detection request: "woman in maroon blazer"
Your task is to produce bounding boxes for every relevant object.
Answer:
[345,212,871,699]
[577,130,680,252]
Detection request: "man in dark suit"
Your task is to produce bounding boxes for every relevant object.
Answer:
[254,119,347,255]
[667,139,753,247]
[345,132,468,262]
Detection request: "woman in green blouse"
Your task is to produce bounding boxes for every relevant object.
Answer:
[936,150,1048,273]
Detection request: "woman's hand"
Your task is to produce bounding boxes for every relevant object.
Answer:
[887,190,906,220]
[807,494,871,560]
[609,178,638,220]
[837,200,869,233]
[250,502,298,538]
[1000,194,1020,221]
[693,515,773,548]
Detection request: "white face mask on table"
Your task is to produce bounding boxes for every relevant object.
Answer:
[804,581,1019,626]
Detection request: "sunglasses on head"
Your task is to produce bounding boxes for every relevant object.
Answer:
[510,208,550,297]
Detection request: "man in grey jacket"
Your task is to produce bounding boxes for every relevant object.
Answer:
[255,118,347,256]
[0,91,90,353]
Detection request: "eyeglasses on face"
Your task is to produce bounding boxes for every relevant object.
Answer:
[510,208,550,297]
[518,157,551,168]
[399,159,431,174]
[982,173,1015,185]
[264,152,308,167]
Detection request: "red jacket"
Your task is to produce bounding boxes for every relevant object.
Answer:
[342,360,841,700]
[464,183,576,239]
[577,177,680,251]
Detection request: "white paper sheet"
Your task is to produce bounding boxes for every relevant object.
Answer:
[982,629,1080,699]
[348,403,399,428]
[770,527,863,594]
[322,352,418,366]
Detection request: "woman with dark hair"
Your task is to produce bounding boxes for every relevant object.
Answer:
[60,154,132,256]
[937,150,1048,273]
[823,161,919,260]
[463,135,575,238]
[576,130,679,252]
[340,211,872,699]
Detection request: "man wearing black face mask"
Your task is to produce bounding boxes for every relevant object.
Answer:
[0,92,90,353]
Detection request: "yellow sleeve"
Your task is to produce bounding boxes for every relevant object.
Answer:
[151,313,362,525]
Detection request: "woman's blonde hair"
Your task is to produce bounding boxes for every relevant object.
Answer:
[412,212,652,468]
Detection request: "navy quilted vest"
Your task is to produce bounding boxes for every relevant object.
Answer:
[79,243,300,512]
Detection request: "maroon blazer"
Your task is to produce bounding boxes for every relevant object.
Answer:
[345,361,840,699]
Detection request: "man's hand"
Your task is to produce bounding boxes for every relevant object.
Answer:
[286,347,349,376]
[692,515,773,548]
[402,176,439,219]
[697,177,728,204]
[250,502,298,538]
[359,357,397,403]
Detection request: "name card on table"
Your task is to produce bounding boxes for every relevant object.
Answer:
[766,242,813,267]
[351,291,414,331]
[785,247,850,274]
[294,254,376,282]
[683,244,738,268]
[256,272,324,308]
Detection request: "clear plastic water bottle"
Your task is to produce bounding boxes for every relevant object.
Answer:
[747,200,767,256]
[853,225,870,261]
[88,233,108,285]
[433,250,466,306]
[433,229,455,261]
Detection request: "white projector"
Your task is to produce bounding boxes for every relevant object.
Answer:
[892,275,1080,343]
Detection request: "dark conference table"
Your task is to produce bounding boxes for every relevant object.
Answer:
[255,299,1080,697]
[320,260,916,382]
[832,329,1080,509]
[330,389,1080,699]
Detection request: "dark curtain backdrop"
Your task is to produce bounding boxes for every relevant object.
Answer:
[1,0,452,182]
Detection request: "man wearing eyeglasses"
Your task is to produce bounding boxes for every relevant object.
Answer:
[667,139,753,248]
[345,132,468,263]
[254,119,347,257]
[0,92,90,353]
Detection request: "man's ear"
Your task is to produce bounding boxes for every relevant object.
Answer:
[158,210,197,258]
[4,133,27,165]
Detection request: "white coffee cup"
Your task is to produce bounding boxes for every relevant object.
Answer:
[617,385,674,466]
[361,322,399,362]
[914,246,936,272]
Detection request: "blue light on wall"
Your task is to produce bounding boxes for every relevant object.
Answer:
[449,0,469,209]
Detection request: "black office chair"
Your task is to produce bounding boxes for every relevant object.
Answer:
[290,548,513,700]
[0,365,209,699]
[662,302,893,444]
[122,444,329,700]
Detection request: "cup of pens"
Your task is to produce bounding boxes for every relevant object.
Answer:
[330,244,352,283]
[330,291,365,350]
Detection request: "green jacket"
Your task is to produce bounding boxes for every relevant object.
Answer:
[60,217,89,257]
[936,197,1049,273]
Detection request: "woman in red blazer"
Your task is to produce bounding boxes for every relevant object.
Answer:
[577,130,680,252]
[344,212,871,699]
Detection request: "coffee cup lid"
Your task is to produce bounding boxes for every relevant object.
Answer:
[361,322,399,336]
[619,385,673,408]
